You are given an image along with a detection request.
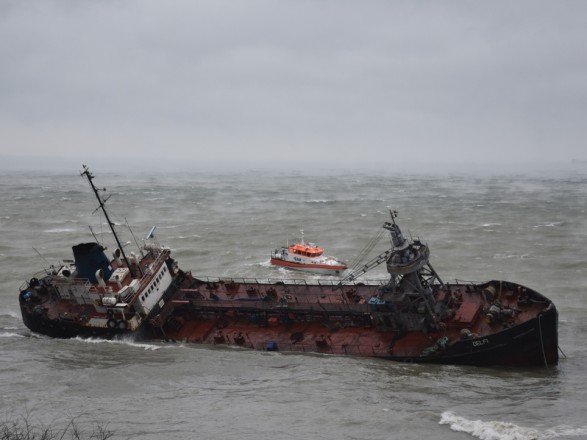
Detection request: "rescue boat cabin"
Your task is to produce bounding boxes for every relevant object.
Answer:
[287,242,324,257]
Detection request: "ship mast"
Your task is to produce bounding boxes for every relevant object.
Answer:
[80,165,134,276]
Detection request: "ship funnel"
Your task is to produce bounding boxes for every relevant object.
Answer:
[95,269,106,288]
[113,248,122,265]
[72,243,113,283]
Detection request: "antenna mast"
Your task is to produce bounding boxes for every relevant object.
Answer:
[80,165,134,275]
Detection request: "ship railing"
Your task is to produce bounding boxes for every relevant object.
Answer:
[193,276,387,287]
[185,298,373,313]
[452,279,484,285]
[19,269,50,291]
[53,278,93,305]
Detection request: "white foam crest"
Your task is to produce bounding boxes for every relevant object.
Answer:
[439,411,587,440]
[0,332,24,338]
[72,337,164,351]
[533,222,564,228]
[43,227,76,233]
[258,259,273,267]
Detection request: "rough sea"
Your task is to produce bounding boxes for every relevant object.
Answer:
[1,166,586,440]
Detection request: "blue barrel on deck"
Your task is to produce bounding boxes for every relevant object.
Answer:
[72,243,113,283]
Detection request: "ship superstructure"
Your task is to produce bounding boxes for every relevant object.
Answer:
[19,166,182,338]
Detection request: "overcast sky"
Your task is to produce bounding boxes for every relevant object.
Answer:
[0,1,586,170]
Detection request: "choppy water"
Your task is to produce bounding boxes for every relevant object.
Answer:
[1,167,586,440]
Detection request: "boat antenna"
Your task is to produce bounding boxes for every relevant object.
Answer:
[88,225,100,244]
[125,217,145,259]
[32,247,51,274]
[80,165,134,276]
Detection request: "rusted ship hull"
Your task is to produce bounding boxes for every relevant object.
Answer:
[20,274,558,367]
[413,305,558,366]
[139,276,558,368]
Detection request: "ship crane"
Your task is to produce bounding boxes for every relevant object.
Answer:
[340,248,394,283]
[340,210,402,283]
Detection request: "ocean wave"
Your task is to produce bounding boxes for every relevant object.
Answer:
[439,411,587,440]
[493,253,531,260]
[43,227,77,233]
[1,311,20,319]
[0,332,24,338]
[533,222,564,228]
[71,336,165,351]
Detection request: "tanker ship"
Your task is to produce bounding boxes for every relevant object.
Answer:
[18,167,558,367]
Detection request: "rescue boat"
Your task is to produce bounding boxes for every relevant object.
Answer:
[270,232,348,275]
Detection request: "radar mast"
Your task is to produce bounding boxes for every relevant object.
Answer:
[80,165,134,276]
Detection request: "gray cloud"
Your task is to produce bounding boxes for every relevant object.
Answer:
[0,0,586,168]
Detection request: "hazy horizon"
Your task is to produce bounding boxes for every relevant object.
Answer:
[1,1,586,169]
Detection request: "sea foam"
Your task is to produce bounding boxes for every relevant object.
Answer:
[440,411,587,440]
[0,332,24,338]
[72,336,165,351]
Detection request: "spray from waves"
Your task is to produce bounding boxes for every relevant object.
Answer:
[439,411,587,440]
[258,259,273,268]
[71,336,169,351]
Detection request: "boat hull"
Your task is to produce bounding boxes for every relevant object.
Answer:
[21,309,120,339]
[387,304,559,367]
[270,258,346,275]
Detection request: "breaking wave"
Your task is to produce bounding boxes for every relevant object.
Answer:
[439,411,587,440]
[0,332,24,338]
[72,337,166,351]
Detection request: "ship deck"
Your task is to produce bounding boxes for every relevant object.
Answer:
[152,276,550,360]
